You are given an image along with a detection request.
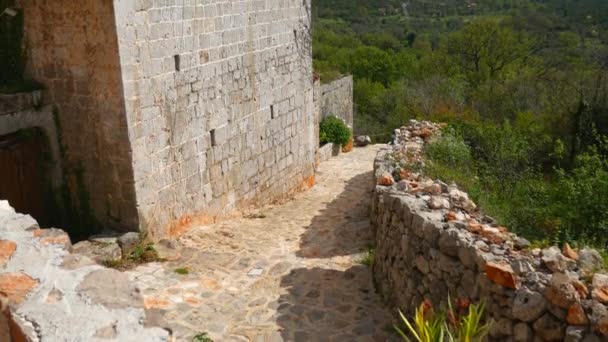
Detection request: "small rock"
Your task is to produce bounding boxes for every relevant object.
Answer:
[480,226,506,244]
[513,288,547,322]
[592,273,608,304]
[544,273,581,309]
[589,302,608,337]
[396,180,409,191]
[489,317,513,337]
[563,243,579,260]
[72,240,122,263]
[377,173,395,186]
[533,313,566,341]
[567,303,589,325]
[513,322,532,342]
[578,248,603,273]
[512,259,535,275]
[513,236,531,250]
[89,233,118,244]
[414,255,430,274]
[565,326,587,342]
[428,196,450,210]
[355,135,371,147]
[423,183,442,195]
[117,232,140,256]
[485,262,519,289]
[542,246,575,273]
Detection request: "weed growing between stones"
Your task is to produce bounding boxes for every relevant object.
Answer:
[192,332,213,342]
[358,248,375,267]
[102,242,163,270]
[394,298,491,342]
[174,267,189,275]
[245,212,267,219]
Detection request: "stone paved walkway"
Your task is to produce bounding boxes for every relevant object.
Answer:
[130,145,398,341]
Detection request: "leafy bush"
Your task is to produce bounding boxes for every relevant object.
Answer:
[395,298,491,342]
[426,130,473,170]
[320,116,351,146]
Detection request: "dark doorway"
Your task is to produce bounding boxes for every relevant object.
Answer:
[0,128,54,227]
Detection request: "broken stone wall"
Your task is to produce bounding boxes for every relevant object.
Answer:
[319,76,353,130]
[19,0,139,231]
[371,121,608,341]
[0,200,170,341]
[113,0,316,238]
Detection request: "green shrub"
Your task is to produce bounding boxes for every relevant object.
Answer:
[426,129,473,170]
[320,115,351,145]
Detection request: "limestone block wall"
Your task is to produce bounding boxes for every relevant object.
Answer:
[371,121,608,341]
[19,0,139,231]
[113,0,316,237]
[319,76,353,130]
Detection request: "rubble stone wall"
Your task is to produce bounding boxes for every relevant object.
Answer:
[371,121,608,341]
[319,76,353,130]
[113,0,316,237]
[0,201,169,341]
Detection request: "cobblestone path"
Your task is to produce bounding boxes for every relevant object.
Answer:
[130,145,398,341]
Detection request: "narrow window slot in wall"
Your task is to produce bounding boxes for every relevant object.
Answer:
[174,54,181,71]
[210,129,216,146]
[293,29,297,40]
[270,105,275,119]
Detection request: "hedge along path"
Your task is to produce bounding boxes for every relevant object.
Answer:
[129,145,399,341]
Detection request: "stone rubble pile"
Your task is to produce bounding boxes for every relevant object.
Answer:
[371,120,608,341]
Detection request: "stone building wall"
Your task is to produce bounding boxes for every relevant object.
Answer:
[113,0,316,237]
[319,75,353,129]
[0,92,61,191]
[19,0,139,231]
[371,121,608,341]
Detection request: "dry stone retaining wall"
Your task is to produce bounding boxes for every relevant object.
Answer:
[371,120,608,341]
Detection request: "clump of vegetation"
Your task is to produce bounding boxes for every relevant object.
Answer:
[320,115,351,146]
[358,248,375,267]
[422,122,608,250]
[102,241,163,270]
[192,332,213,342]
[395,298,491,342]
[175,267,189,275]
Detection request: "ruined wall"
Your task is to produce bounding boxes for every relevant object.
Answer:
[20,1,139,231]
[371,121,608,341]
[320,75,353,130]
[113,0,316,237]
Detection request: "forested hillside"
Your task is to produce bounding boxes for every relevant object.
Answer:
[312,0,608,252]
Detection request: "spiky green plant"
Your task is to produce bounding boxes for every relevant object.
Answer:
[395,298,491,342]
